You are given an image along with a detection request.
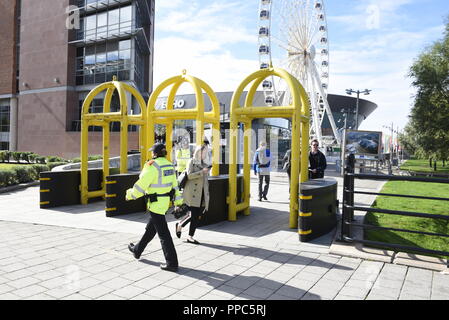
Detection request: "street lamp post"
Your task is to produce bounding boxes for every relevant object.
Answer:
[345,89,372,129]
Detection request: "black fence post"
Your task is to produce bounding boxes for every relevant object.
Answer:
[341,168,349,241]
[347,154,356,222]
[341,154,355,241]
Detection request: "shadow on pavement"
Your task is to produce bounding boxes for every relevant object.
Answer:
[197,242,351,271]
[138,257,324,300]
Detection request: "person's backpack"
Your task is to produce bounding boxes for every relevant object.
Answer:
[178,170,188,189]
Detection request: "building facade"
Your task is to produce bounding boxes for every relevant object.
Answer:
[0,0,154,159]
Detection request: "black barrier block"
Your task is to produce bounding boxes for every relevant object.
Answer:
[197,174,243,227]
[39,169,103,209]
[299,178,338,242]
[218,164,241,175]
[105,174,146,217]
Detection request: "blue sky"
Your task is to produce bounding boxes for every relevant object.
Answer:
[153,0,448,133]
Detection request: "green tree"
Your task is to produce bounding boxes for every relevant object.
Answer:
[405,16,449,168]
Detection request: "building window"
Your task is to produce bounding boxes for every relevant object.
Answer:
[78,5,133,42]
[0,142,9,150]
[72,92,139,132]
[76,39,133,85]
[0,104,10,150]
[0,105,10,133]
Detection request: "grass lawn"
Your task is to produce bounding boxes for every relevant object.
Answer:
[400,159,449,174]
[365,180,449,257]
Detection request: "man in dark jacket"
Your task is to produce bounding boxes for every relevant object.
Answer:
[309,139,327,179]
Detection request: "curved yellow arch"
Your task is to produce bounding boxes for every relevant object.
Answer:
[146,71,220,176]
[80,77,147,205]
[228,67,310,228]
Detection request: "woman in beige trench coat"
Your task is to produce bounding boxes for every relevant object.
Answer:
[175,143,210,244]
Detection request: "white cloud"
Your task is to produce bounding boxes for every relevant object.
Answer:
[155,0,184,10]
[328,23,444,132]
[328,0,418,32]
[153,1,258,94]
[154,37,257,94]
[156,1,255,45]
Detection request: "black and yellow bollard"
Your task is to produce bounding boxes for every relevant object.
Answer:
[298,194,313,242]
[105,174,146,217]
[39,169,102,209]
[298,178,338,242]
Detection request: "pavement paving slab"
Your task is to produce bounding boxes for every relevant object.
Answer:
[0,170,448,300]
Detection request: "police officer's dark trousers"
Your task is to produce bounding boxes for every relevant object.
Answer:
[134,211,178,267]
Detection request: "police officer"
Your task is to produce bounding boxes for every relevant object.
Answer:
[175,138,191,175]
[126,143,183,272]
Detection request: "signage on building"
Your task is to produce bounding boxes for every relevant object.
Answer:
[159,99,186,109]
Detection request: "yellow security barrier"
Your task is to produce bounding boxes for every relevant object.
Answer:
[146,70,220,176]
[228,67,310,228]
[80,76,148,205]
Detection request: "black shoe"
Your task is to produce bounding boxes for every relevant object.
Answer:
[175,223,181,239]
[263,195,268,201]
[258,197,262,201]
[128,243,141,259]
[186,238,200,245]
[160,263,178,272]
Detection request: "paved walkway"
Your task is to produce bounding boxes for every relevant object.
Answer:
[0,172,448,300]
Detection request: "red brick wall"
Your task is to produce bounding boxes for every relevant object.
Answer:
[16,0,140,159]
[17,89,140,159]
[0,0,18,95]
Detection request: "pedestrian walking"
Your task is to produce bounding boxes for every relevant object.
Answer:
[309,139,327,179]
[253,141,271,201]
[126,143,183,272]
[175,139,211,245]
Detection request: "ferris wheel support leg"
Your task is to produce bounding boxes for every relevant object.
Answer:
[311,66,342,146]
[309,80,323,144]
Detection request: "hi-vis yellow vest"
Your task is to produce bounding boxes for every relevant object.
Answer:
[126,157,183,215]
[176,148,191,172]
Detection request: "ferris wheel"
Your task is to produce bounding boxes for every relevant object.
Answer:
[258,0,341,146]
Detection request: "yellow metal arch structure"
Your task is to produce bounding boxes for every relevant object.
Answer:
[146,71,220,176]
[228,67,310,228]
[80,77,148,205]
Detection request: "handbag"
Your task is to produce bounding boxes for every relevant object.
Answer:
[167,203,190,219]
[178,170,188,189]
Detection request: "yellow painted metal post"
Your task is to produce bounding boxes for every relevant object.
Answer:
[243,120,252,216]
[80,120,89,205]
[289,110,301,228]
[211,121,220,176]
[116,83,128,174]
[228,118,238,221]
[300,103,310,184]
[102,88,113,187]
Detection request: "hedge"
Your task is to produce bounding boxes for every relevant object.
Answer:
[0,170,18,187]
[0,164,50,187]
